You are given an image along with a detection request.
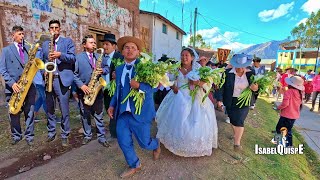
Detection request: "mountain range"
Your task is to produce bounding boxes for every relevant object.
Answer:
[239,39,288,59]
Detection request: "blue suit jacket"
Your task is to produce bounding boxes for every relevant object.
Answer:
[40,36,75,87]
[216,68,256,108]
[0,43,31,93]
[251,65,266,75]
[74,51,109,88]
[110,59,156,122]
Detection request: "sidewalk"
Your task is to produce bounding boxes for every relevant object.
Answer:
[295,102,320,156]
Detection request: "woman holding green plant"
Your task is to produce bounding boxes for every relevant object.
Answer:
[156,47,218,157]
[216,54,258,152]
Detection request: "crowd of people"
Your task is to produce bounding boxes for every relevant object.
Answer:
[0,19,319,178]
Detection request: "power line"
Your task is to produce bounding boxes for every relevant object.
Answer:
[199,14,243,50]
[198,12,274,41]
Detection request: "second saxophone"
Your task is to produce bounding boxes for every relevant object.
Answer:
[84,48,107,106]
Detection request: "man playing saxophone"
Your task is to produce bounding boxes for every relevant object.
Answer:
[40,19,76,147]
[0,26,36,146]
[74,35,110,147]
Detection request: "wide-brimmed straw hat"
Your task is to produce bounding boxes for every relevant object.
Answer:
[117,36,144,51]
[230,54,253,68]
[285,76,305,91]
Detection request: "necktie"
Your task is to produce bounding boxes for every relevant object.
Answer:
[121,65,132,101]
[89,53,95,68]
[18,43,24,64]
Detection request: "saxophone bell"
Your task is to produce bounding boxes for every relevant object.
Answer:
[44,61,57,73]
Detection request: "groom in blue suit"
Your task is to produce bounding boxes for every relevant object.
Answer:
[107,36,161,178]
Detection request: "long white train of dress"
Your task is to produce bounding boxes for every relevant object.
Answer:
[156,70,218,157]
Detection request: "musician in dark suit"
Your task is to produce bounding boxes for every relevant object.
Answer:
[101,33,123,141]
[40,19,76,147]
[74,35,110,147]
[0,26,36,145]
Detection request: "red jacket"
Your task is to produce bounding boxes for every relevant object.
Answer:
[304,82,313,94]
[280,73,290,87]
[312,75,320,92]
[277,89,302,120]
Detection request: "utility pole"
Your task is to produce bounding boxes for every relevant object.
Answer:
[193,8,197,48]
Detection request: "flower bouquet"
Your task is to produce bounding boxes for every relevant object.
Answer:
[105,58,124,97]
[183,66,225,103]
[121,52,179,115]
[236,71,276,108]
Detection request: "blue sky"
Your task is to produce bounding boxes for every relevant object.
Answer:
[140,0,320,52]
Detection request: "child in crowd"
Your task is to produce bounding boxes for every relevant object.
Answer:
[273,76,304,147]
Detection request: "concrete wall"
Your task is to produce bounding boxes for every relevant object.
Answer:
[0,0,140,105]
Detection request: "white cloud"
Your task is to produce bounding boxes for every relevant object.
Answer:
[296,18,308,26]
[301,0,320,14]
[258,2,295,22]
[182,27,253,52]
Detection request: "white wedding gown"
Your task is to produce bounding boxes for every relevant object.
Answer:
[156,70,218,157]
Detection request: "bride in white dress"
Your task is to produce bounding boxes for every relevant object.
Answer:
[156,47,218,157]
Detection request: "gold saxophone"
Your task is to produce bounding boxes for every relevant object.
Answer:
[44,33,57,92]
[84,48,107,106]
[8,42,45,114]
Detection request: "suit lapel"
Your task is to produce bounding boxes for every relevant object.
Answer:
[83,52,93,68]
[9,44,24,67]
[132,59,140,78]
[23,44,30,64]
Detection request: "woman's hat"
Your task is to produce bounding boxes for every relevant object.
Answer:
[100,33,117,43]
[117,36,144,51]
[230,54,253,68]
[285,76,305,91]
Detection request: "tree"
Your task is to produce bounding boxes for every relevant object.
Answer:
[189,34,212,49]
[291,10,320,48]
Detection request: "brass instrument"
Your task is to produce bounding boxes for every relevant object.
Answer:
[8,42,45,114]
[44,33,57,92]
[84,48,107,106]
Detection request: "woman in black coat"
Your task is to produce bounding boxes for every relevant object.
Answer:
[216,54,258,151]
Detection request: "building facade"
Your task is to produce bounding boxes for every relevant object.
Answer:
[140,10,186,61]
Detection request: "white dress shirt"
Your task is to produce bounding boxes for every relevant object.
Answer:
[13,42,21,54]
[121,60,136,112]
[86,51,95,67]
[105,50,115,83]
[229,68,250,97]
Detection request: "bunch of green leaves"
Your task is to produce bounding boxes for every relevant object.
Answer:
[121,52,177,114]
[105,58,124,96]
[111,58,124,67]
[237,72,275,108]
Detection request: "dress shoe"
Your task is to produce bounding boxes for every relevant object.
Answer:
[47,135,56,142]
[82,138,91,145]
[153,144,161,160]
[61,138,69,147]
[11,139,21,145]
[26,140,34,146]
[120,164,142,178]
[98,140,110,148]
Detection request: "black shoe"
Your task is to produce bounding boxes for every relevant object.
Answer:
[98,140,110,147]
[26,140,34,146]
[11,139,21,145]
[82,138,91,145]
[310,108,314,112]
[61,138,69,147]
[47,135,56,142]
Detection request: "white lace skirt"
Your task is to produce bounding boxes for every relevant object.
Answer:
[156,89,218,157]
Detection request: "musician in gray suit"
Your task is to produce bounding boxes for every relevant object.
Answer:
[40,19,76,147]
[74,35,110,147]
[0,26,36,146]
